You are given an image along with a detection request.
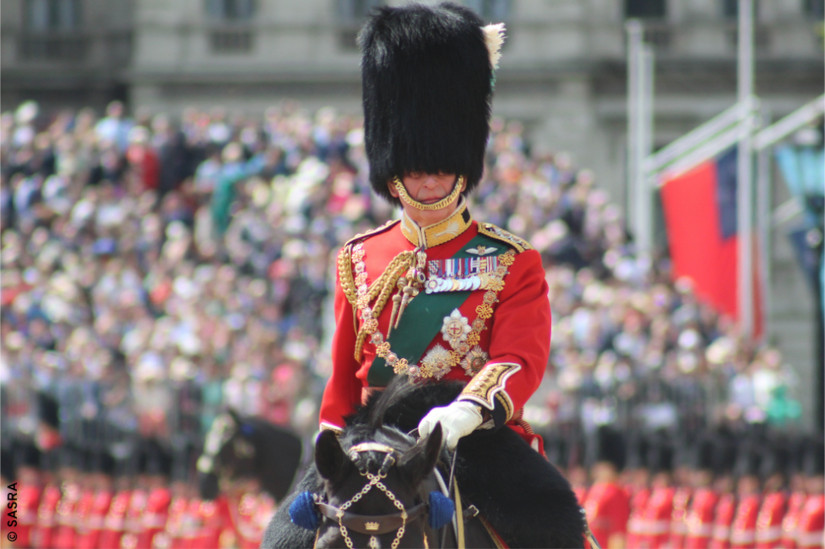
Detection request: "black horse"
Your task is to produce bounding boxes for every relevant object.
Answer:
[197,409,305,502]
[262,378,587,548]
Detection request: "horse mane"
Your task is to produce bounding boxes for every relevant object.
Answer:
[346,377,465,435]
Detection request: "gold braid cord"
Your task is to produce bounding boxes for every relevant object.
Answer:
[352,247,417,361]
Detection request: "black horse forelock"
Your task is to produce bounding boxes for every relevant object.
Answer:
[346,377,466,435]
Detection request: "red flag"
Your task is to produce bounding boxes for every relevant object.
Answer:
[660,148,763,338]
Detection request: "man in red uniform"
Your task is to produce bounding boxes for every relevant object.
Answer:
[638,430,677,549]
[756,436,790,549]
[5,439,43,549]
[795,436,824,549]
[264,3,585,548]
[669,437,694,549]
[51,445,84,549]
[781,434,811,548]
[710,433,738,549]
[23,391,62,548]
[684,432,722,549]
[624,431,652,549]
[729,438,763,549]
[583,425,631,549]
[99,446,136,549]
[136,439,173,549]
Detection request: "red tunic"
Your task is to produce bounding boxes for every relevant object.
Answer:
[69,488,97,549]
[193,496,233,549]
[137,485,172,549]
[99,489,131,549]
[228,492,270,549]
[670,485,693,549]
[52,483,83,549]
[730,493,761,548]
[10,483,40,548]
[784,491,811,549]
[796,494,824,549]
[685,487,720,549]
[31,484,61,549]
[583,481,630,547]
[755,491,787,549]
[320,213,551,450]
[711,493,737,549]
[641,486,676,549]
[626,486,651,548]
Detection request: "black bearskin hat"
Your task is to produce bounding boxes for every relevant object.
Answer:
[646,430,675,475]
[359,2,499,205]
[37,390,60,430]
[587,425,627,471]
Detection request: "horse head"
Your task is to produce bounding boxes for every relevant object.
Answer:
[197,408,303,502]
[292,421,452,548]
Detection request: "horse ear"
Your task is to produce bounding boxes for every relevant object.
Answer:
[399,423,443,485]
[315,430,351,481]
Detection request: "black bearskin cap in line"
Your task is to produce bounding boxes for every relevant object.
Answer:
[587,425,627,472]
[359,2,498,205]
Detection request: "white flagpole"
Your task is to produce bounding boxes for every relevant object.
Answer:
[627,20,642,251]
[627,20,654,261]
[737,0,755,338]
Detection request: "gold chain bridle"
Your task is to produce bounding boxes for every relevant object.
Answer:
[315,442,428,549]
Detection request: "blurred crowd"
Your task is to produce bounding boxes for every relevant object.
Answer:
[0,99,820,548]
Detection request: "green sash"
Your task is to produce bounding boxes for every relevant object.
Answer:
[367,233,504,385]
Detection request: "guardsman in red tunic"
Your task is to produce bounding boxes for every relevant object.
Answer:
[796,437,824,549]
[669,437,694,549]
[756,437,790,549]
[99,448,136,549]
[7,439,43,549]
[624,431,651,549]
[781,434,811,549]
[685,433,722,549]
[71,450,101,549]
[51,445,84,549]
[582,425,631,549]
[710,432,738,549]
[566,429,591,507]
[136,439,173,549]
[638,430,677,549]
[729,439,763,549]
[28,391,64,549]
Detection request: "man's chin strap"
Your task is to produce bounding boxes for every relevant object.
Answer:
[393,175,465,211]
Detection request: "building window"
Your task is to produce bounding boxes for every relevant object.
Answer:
[337,0,384,50]
[805,0,825,19]
[722,0,769,50]
[206,0,255,21]
[24,0,82,30]
[205,0,255,53]
[464,0,511,21]
[624,0,666,19]
[21,0,87,60]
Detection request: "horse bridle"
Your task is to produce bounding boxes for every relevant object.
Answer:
[315,441,429,549]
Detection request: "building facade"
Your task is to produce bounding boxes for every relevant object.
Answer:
[2,0,823,423]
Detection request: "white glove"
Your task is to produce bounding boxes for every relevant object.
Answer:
[418,400,484,450]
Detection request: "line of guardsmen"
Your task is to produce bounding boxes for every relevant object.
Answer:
[1,432,276,549]
[545,423,825,549]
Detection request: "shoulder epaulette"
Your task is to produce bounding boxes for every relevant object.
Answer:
[477,222,532,253]
[343,219,400,248]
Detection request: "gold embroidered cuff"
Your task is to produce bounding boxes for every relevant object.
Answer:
[458,362,521,421]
